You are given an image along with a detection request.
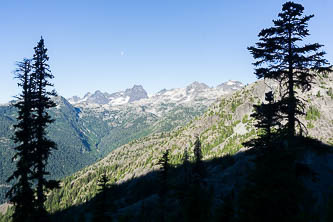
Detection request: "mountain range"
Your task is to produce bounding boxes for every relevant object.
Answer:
[2,74,333,220]
[40,72,333,221]
[0,80,243,203]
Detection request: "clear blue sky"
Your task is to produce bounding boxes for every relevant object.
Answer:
[1,0,332,103]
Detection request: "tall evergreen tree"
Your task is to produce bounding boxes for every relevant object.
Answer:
[6,59,36,222]
[93,173,111,222]
[248,1,331,138]
[157,149,170,222]
[158,150,170,198]
[30,37,59,217]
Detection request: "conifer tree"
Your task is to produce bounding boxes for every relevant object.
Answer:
[30,37,59,217]
[248,1,331,138]
[157,150,170,222]
[158,150,170,198]
[251,91,282,147]
[193,136,204,180]
[93,173,111,222]
[6,59,36,222]
[182,147,191,185]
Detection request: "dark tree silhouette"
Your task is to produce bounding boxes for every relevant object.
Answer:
[158,149,170,197]
[6,59,36,222]
[182,147,191,185]
[181,137,212,222]
[93,173,111,222]
[30,37,59,217]
[193,136,204,181]
[248,1,331,138]
[251,91,282,147]
[157,149,170,222]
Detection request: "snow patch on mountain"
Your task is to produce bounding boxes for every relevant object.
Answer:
[68,80,244,118]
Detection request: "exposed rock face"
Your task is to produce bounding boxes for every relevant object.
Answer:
[185,81,210,94]
[86,90,109,105]
[125,85,148,102]
[68,80,244,107]
[217,80,244,92]
[68,85,149,106]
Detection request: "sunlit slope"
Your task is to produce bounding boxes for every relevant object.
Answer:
[45,72,333,214]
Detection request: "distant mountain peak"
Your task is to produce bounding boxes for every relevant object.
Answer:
[68,80,244,107]
[217,80,244,92]
[186,81,210,93]
[68,85,148,105]
[125,85,148,103]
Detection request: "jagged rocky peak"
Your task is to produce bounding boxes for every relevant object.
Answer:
[86,90,109,105]
[186,81,210,93]
[125,85,148,102]
[217,80,244,92]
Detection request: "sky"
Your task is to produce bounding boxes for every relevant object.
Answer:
[0,0,332,103]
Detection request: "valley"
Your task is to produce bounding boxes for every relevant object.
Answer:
[38,72,333,220]
[0,80,243,203]
[1,1,332,221]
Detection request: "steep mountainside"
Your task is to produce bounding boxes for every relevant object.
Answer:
[0,80,243,203]
[41,72,333,221]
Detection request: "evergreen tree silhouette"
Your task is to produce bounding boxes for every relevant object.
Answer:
[158,150,170,197]
[182,147,191,185]
[6,59,36,222]
[248,1,331,139]
[93,173,111,222]
[250,91,282,147]
[181,137,212,222]
[157,149,170,222]
[192,136,204,181]
[30,37,59,218]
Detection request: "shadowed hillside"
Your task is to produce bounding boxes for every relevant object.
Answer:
[40,137,333,221]
[38,72,333,215]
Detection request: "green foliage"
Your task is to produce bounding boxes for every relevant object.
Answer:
[0,99,210,204]
[0,206,13,222]
[242,114,249,124]
[231,99,242,113]
[305,106,320,121]
[307,122,315,129]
